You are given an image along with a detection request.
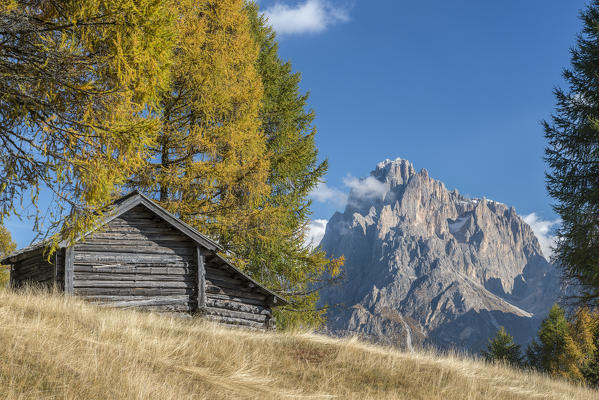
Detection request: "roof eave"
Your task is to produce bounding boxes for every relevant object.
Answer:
[213,253,289,306]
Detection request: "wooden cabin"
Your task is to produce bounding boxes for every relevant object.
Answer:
[0,191,286,329]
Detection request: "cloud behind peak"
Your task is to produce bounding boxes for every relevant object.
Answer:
[522,213,561,261]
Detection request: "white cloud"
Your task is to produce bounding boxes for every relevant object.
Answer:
[310,175,389,208]
[263,0,350,35]
[343,175,388,200]
[309,181,348,205]
[522,213,561,260]
[305,219,328,249]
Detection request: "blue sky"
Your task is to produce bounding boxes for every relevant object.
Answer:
[4,0,588,253]
[258,0,588,251]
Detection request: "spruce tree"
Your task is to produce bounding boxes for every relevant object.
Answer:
[544,0,599,304]
[481,326,523,366]
[244,3,343,328]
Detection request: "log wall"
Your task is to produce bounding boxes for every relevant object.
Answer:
[203,253,274,330]
[72,205,197,313]
[10,247,55,288]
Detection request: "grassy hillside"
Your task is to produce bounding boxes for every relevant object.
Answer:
[0,289,596,400]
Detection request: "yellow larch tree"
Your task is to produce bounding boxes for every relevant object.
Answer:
[0,0,175,244]
[0,226,16,287]
[132,0,270,262]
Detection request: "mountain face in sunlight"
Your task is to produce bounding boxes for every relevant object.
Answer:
[319,158,561,352]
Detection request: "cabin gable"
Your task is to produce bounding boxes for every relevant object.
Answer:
[72,204,199,313]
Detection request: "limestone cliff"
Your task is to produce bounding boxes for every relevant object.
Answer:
[319,158,561,352]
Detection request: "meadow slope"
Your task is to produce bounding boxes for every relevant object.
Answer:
[0,289,596,400]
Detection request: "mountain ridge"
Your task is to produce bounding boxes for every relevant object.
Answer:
[318,157,561,352]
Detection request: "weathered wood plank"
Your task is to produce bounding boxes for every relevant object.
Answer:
[94,302,192,312]
[74,253,192,264]
[204,265,237,279]
[13,251,54,286]
[205,273,249,287]
[75,261,189,268]
[72,205,198,307]
[15,254,51,268]
[197,247,206,311]
[65,247,74,294]
[206,298,271,316]
[136,304,191,312]
[81,238,194,247]
[94,223,177,231]
[204,315,265,329]
[13,264,54,285]
[206,293,269,307]
[205,278,258,294]
[74,272,191,281]
[15,262,50,276]
[73,280,195,289]
[204,307,267,323]
[83,295,190,303]
[205,284,266,301]
[75,245,194,256]
[15,256,43,268]
[91,228,185,238]
[75,287,194,296]
[93,297,192,308]
[74,265,191,275]
[5,247,45,263]
[56,249,64,289]
[24,269,54,281]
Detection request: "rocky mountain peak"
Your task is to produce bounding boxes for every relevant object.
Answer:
[373,157,417,187]
[319,158,561,352]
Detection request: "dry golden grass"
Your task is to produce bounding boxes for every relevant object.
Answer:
[0,288,596,400]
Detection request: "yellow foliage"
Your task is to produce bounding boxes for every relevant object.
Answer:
[134,0,268,257]
[0,0,175,247]
[559,333,585,381]
[0,225,16,258]
[327,255,345,278]
[0,225,15,288]
[572,307,598,357]
[0,1,16,13]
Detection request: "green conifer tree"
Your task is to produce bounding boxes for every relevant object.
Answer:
[544,0,599,304]
[244,3,342,329]
[481,326,523,366]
